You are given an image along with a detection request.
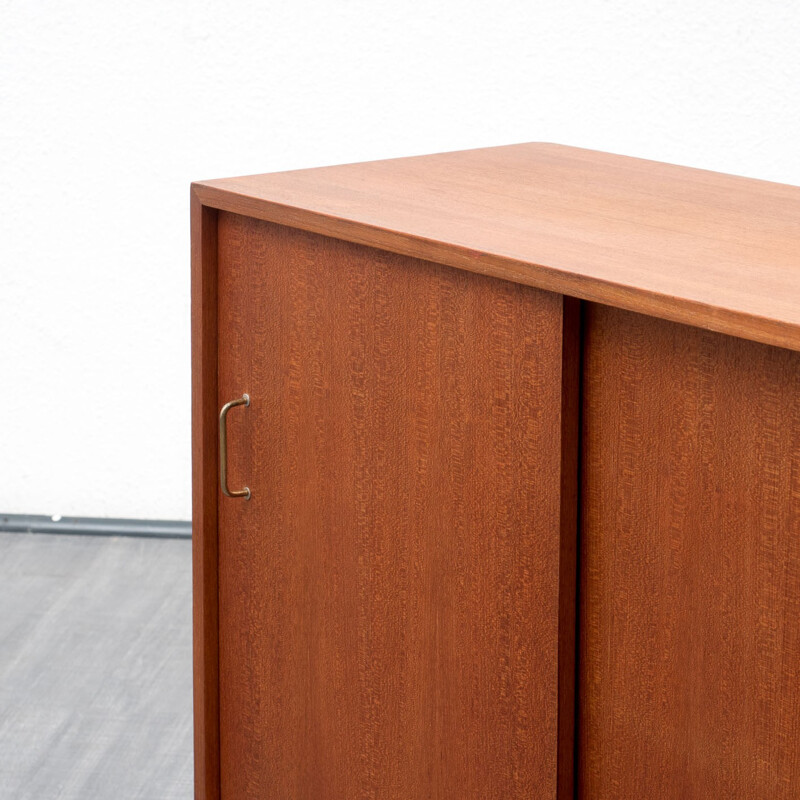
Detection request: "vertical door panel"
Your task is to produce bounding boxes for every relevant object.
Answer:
[579,304,800,798]
[216,213,578,799]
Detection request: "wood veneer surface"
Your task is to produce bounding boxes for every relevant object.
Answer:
[191,195,220,800]
[215,213,579,799]
[579,304,800,799]
[194,143,800,352]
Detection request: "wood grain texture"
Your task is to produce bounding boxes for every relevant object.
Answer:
[191,190,220,800]
[215,213,579,799]
[579,304,800,799]
[194,143,800,352]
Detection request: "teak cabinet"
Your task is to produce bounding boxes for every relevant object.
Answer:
[192,144,800,799]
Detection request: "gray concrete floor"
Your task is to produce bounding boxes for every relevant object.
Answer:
[0,532,193,799]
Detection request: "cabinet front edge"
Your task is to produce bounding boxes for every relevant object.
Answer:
[191,185,800,354]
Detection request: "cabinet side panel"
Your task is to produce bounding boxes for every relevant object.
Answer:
[216,213,578,799]
[579,304,800,799]
[191,193,220,800]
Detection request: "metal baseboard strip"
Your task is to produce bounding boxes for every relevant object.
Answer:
[0,513,192,540]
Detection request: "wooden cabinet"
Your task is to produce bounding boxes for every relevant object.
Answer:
[192,144,800,799]
[213,214,579,799]
[579,306,800,797]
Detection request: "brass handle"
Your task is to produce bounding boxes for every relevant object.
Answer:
[219,394,251,500]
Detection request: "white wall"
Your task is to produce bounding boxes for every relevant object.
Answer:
[2,0,798,521]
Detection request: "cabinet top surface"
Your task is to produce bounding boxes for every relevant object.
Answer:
[194,143,800,351]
